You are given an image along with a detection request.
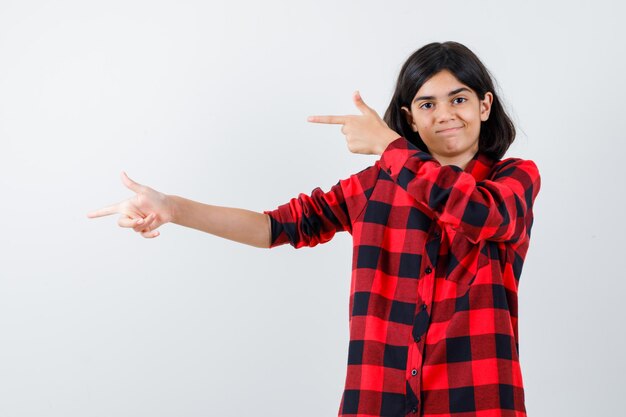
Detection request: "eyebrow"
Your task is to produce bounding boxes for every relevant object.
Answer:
[413,87,471,103]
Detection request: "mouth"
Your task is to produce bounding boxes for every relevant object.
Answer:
[437,126,463,133]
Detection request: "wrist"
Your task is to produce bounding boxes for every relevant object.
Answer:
[377,130,402,155]
[166,194,181,224]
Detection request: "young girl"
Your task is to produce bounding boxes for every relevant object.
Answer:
[88,41,541,417]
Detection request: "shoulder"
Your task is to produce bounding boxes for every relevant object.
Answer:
[343,161,381,183]
[334,161,382,203]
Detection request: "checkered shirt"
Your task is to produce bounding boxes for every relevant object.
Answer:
[263,136,541,417]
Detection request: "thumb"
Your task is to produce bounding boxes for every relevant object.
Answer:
[121,171,143,193]
[353,90,374,116]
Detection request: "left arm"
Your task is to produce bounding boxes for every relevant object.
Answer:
[378,137,541,243]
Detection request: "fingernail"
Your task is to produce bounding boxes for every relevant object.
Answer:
[137,219,144,224]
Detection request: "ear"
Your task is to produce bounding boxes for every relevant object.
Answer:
[480,92,494,122]
[401,106,418,132]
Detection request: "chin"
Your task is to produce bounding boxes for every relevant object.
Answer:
[440,147,464,156]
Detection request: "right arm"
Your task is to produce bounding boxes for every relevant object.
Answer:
[88,168,376,249]
[168,195,272,249]
[171,170,373,250]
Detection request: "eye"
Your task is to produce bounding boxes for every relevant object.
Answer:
[419,97,466,109]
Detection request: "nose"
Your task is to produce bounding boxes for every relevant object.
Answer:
[434,102,455,123]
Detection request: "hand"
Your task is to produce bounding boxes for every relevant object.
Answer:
[86,171,174,239]
[307,90,401,155]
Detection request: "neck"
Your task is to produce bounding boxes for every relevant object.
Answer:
[432,152,476,170]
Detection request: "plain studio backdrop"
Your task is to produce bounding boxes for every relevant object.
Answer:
[0,0,624,416]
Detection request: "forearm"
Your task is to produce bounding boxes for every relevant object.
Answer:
[167,195,272,248]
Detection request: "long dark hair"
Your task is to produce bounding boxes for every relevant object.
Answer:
[383,41,515,160]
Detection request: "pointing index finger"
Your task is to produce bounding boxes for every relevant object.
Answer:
[307,115,348,125]
[86,203,120,219]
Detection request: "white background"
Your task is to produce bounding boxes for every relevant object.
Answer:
[1,0,624,416]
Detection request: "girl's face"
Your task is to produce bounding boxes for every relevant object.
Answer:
[401,69,493,168]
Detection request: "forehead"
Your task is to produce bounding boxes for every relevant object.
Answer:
[413,70,476,101]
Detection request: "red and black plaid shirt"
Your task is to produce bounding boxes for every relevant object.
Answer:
[263,137,541,417]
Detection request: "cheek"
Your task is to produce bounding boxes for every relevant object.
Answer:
[469,117,483,134]
[458,110,481,129]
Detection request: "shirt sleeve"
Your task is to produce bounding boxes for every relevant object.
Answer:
[263,164,378,249]
[262,180,351,249]
[378,137,541,244]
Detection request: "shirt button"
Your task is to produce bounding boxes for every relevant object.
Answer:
[411,369,418,376]
[422,303,427,310]
[415,336,421,342]
[434,230,441,238]
[425,266,432,274]
[411,406,417,413]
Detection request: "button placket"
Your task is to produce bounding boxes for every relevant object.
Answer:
[412,307,429,343]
